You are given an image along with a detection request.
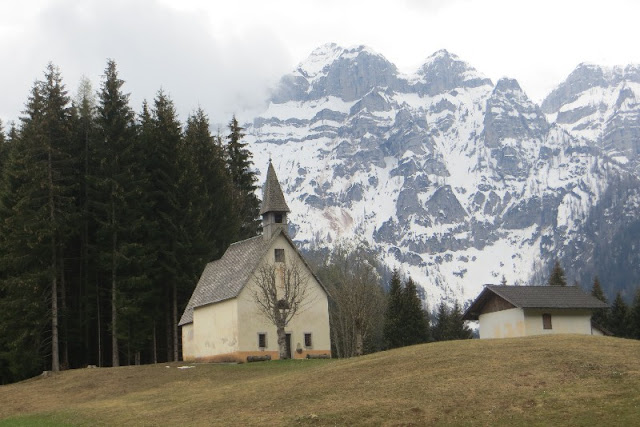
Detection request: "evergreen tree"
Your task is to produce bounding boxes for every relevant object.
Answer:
[500,275,507,286]
[0,64,75,374]
[423,306,433,343]
[383,269,404,349]
[609,292,629,338]
[179,108,238,267]
[448,300,473,340]
[402,277,429,345]
[226,115,260,239]
[630,288,640,340]
[95,60,139,367]
[548,260,567,286]
[0,120,6,170]
[135,100,164,363]
[148,90,183,362]
[70,77,99,368]
[432,301,450,341]
[591,276,609,328]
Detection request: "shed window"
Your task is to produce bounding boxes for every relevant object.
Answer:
[543,313,552,330]
[275,213,283,224]
[275,249,285,263]
[258,333,267,348]
[304,333,312,348]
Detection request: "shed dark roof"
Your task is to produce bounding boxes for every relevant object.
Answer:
[259,162,290,215]
[463,285,609,321]
[179,229,327,326]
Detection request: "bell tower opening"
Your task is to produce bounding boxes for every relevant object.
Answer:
[260,161,291,240]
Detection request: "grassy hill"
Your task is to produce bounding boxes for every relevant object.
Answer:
[1,335,639,426]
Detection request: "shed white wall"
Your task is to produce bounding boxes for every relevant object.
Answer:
[523,309,593,336]
[478,308,596,339]
[478,308,525,339]
[236,233,331,358]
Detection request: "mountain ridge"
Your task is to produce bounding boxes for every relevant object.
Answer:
[246,43,640,305]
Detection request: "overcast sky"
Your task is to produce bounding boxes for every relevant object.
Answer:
[1,0,638,128]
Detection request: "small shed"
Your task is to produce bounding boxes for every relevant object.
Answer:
[463,285,609,339]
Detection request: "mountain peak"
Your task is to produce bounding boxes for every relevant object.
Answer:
[297,43,345,79]
[541,63,608,114]
[494,77,523,93]
[414,49,492,95]
[418,49,463,72]
[424,49,458,63]
[296,43,388,80]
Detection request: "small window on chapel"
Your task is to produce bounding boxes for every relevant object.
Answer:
[543,313,552,330]
[304,333,312,348]
[258,333,267,348]
[275,213,283,224]
[275,249,285,263]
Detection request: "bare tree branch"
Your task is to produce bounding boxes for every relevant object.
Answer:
[252,258,312,359]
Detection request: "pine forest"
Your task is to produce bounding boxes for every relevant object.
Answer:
[0,61,260,383]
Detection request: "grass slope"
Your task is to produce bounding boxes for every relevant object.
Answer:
[1,335,639,426]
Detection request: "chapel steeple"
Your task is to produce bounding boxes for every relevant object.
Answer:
[260,161,290,240]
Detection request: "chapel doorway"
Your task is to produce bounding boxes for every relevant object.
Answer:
[285,333,292,359]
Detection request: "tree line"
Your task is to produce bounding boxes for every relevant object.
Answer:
[0,61,260,384]
[590,276,640,339]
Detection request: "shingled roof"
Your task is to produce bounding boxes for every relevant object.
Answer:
[179,229,327,326]
[463,285,609,321]
[259,161,290,215]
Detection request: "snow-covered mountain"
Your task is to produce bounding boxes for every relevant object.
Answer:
[245,43,639,306]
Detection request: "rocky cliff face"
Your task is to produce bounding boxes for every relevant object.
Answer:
[246,44,639,305]
[542,63,640,173]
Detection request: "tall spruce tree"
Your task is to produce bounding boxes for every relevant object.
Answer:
[0,121,39,383]
[423,301,433,343]
[70,77,99,367]
[136,100,164,364]
[179,108,238,269]
[383,269,404,349]
[548,260,567,286]
[402,277,429,345]
[226,115,260,239]
[609,292,629,338]
[0,64,75,374]
[591,276,609,328]
[448,300,473,340]
[432,301,450,341]
[0,120,6,170]
[148,90,183,362]
[630,288,640,340]
[95,60,139,367]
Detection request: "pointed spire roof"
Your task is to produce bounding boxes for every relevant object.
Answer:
[260,161,290,215]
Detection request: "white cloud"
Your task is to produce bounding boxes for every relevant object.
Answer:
[1,0,639,125]
[0,0,291,126]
